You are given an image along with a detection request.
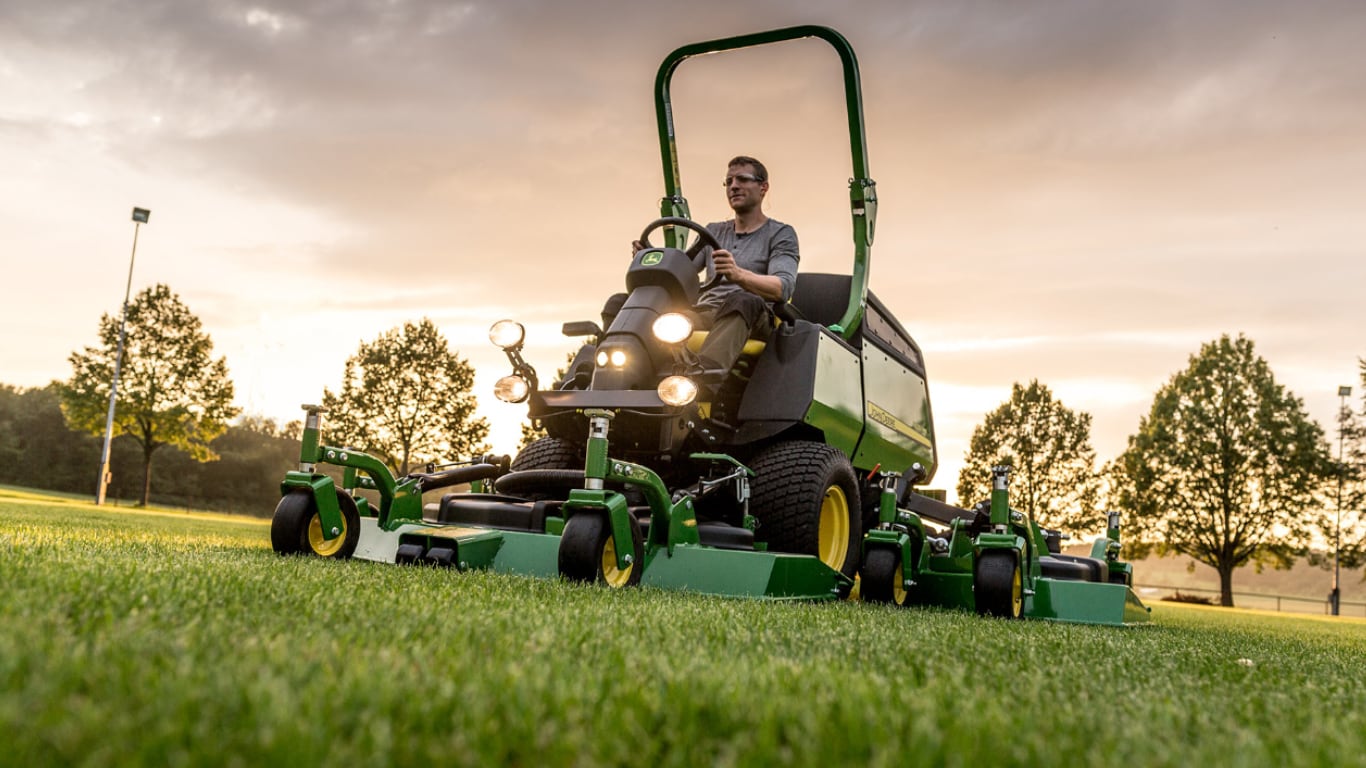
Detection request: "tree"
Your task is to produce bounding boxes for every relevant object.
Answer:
[61,284,239,506]
[1110,334,1330,607]
[1315,359,1366,576]
[0,383,104,494]
[956,380,1100,535]
[1,382,128,497]
[321,318,489,474]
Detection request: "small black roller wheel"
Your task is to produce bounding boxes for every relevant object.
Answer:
[861,547,909,606]
[270,489,360,559]
[558,512,642,588]
[975,550,1023,618]
[395,543,425,565]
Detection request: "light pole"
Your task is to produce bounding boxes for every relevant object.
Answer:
[1332,384,1351,616]
[95,207,150,506]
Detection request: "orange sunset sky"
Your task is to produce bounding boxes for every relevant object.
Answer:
[3,1,1363,503]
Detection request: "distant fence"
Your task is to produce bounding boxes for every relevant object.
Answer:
[1134,583,1366,618]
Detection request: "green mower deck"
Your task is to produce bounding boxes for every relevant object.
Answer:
[354,521,846,600]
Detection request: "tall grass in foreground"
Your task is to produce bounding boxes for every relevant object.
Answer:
[2,496,1364,767]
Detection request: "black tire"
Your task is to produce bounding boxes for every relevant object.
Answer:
[504,437,584,501]
[270,489,360,559]
[749,441,862,583]
[975,550,1023,618]
[511,437,583,471]
[558,512,643,587]
[861,547,909,606]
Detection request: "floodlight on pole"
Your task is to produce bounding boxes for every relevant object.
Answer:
[1332,384,1351,616]
[95,207,151,506]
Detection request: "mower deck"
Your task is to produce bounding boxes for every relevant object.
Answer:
[352,518,847,600]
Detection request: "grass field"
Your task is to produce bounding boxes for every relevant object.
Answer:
[3,492,1365,767]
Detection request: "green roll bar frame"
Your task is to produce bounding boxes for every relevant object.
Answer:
[653,24,877,341]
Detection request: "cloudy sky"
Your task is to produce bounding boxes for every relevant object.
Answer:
[3,0,1363,502]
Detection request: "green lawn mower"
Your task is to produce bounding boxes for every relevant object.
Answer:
[270,25,1148,624]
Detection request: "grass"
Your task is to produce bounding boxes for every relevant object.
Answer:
[3,494,1365,767]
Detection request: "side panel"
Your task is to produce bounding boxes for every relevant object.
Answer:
[853,342,935,472]
[734,322,862,455]
[806,330,864,457]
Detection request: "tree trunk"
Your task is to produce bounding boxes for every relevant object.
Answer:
[140,444,154,507]
[1218,563,1235,607]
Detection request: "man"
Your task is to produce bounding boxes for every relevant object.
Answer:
[630,155,800,375]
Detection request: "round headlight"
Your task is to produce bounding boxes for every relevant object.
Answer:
[493,375,530,403]
[651,313,694,344]
[657,375,698,407]
[609,349,627,368]
[488,320,526,350]
[596,350,609,367]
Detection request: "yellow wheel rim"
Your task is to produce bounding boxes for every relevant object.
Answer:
[817,485,850,570]
[307,512,346,557]
[600,534,633,588]
[893,561,908,605]
[1010,561,1023,617]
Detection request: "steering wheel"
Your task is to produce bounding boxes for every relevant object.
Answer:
[638,217,722,263]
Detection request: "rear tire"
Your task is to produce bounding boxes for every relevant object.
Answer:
[271,489,360,559]
[975,550,1023,618]
[558,512,643,588]
[861,547,909,606]
[749,441,862,584]
[503,437,585,500]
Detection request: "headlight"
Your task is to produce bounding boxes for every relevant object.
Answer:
[493,375,530,403]
[651,313,694,344]
[596,350,609,367]
[657,375,698,406]
[488,320,525,350]
[609,349,627,367]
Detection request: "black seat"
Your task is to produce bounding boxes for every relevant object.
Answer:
[789,273,852,328]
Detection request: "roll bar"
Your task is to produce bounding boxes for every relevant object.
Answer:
[653,25,877,340]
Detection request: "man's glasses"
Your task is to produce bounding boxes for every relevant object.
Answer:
[723,173,764,186]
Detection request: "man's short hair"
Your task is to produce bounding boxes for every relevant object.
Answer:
[728,155,768,182]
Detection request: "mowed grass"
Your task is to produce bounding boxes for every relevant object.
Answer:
[3,495,1365,767]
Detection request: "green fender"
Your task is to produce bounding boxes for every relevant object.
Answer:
[280,471,344,544]
[562,489,637,572]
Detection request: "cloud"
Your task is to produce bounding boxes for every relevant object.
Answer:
[3,0,1363,479]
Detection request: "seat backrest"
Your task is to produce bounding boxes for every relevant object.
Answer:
[790,273,852,328]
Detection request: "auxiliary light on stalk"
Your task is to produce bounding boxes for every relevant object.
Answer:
[488,320,525,350]
[494,375,530,403]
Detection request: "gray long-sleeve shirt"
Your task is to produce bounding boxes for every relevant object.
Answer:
[696,218,800,309]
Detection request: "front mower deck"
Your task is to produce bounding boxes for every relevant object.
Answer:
[352,518,847,600]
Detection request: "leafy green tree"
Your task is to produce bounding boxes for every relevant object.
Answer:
[321,319,488,474]
[957,380,1100,535]
[61,284,239,506]
[1315,359,1366,575]
[1110,334,1330,607]
[0,383,103,494]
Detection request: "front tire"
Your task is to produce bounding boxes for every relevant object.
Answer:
[271,489,360,559]
[558,512,643,588]
[861,547,909,606]
[499,437,585,500]
[975,550,1023,618]
[749,441,862,583]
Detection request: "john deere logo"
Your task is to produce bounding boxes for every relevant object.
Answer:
[641,251,664,266]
